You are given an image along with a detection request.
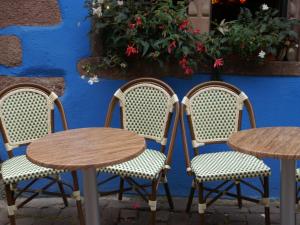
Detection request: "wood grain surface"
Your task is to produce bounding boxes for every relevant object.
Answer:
[26,128,146,170]
[228,127,300,159]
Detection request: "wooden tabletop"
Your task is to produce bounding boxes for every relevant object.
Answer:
[27,128,146,170]
[228,127,300,160]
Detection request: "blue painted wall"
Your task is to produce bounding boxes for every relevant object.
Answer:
[1,0,300,199]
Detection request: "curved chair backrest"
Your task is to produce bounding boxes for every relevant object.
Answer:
[0,84,67,158]
[105,78,180,166]
[181,81,255,149]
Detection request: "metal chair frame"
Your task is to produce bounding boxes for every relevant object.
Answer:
[0,83,85,225]
[99,78,180,224]
[181,81,270,225]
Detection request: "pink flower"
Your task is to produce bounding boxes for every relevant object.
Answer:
[193,29,201,34]
[132,202,141,209]
[167,41,176,54]
[196,42,205,53]
[179,20,190,30]
[129,23,136,30]
[214,58,224,68]
[179,57,188,69]
[126,45,138,56]
[136,17,142,26]
[184,66,193,75]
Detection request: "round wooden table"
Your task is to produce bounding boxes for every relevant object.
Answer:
[228,127,300,225]
[27,127,146,225]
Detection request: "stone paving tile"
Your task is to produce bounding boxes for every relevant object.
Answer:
[0,196,290,225]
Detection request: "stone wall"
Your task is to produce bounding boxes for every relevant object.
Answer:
[0,0,64,93]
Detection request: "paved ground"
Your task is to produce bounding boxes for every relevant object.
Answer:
[0,194,291,225]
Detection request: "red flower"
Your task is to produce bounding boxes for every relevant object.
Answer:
[196,42,206,53]
[214,58,224,68]
[132,202,141,209]
[136,17,142,26]
[193,29,201,34]
[129,23,136,30]
[179,57,188,69]
[126,45,138,56]
[179,20,190,31]
[167,41,177,54]
[184,66,193,75]
[159,25,164,30]
[240,0,247,4]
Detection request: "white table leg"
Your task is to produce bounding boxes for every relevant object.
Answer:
[280,159,296,225]
[82,167,101,225]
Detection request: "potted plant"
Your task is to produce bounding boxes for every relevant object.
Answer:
[81,0,299,83]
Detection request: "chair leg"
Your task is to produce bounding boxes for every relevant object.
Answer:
[236,180,242,209]
[263,176,270,225]
[186,180,196,213]
[149,180,158,225]
[5,184,16,225]
[198,182,206,225]
[71,171,85,225]
[162,175,174,210]
[56,176,68,207]
[118,177,124,201]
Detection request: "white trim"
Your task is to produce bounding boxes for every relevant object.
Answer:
[181,96,191,115]
[114,89,125,106]
[239,92,248,101]
[168,94,179,112]
[160,137,167,146]
[198,203,206,214]
[7,205,17,216]
[72,191,81,201]
[192,140,205,148]
[164,165,171,170]
[4,143,18,151]
[49,92,58,102]
[149,200,157,211]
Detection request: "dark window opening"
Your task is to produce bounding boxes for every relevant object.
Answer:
[211,0,288,25]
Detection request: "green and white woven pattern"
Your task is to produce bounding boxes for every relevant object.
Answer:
[0,89,53,148]
[184,87,244,145]
[101,149,166,180]
[1,155,63,184]
[115,84,176,144]
[191,151,270,182]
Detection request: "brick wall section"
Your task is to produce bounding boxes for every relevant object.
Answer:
[0,36,22,67]
[188,0,211,33]
[0,0,61,28]
[0,76,65,96]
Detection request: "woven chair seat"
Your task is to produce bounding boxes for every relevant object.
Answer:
[191,151,271,182]
[1,155,63,184]
[100,149,166,180]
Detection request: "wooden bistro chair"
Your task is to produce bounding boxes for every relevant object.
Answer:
[0,84,85,225]
[99,78,179,224]
[181,81,271,225]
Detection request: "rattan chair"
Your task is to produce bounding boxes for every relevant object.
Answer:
[181,81,271,225]
[0,84,84,225]
[99,78,179,224]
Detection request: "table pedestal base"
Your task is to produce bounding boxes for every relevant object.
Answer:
[280,159,296,225]
[83,168,101,225]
